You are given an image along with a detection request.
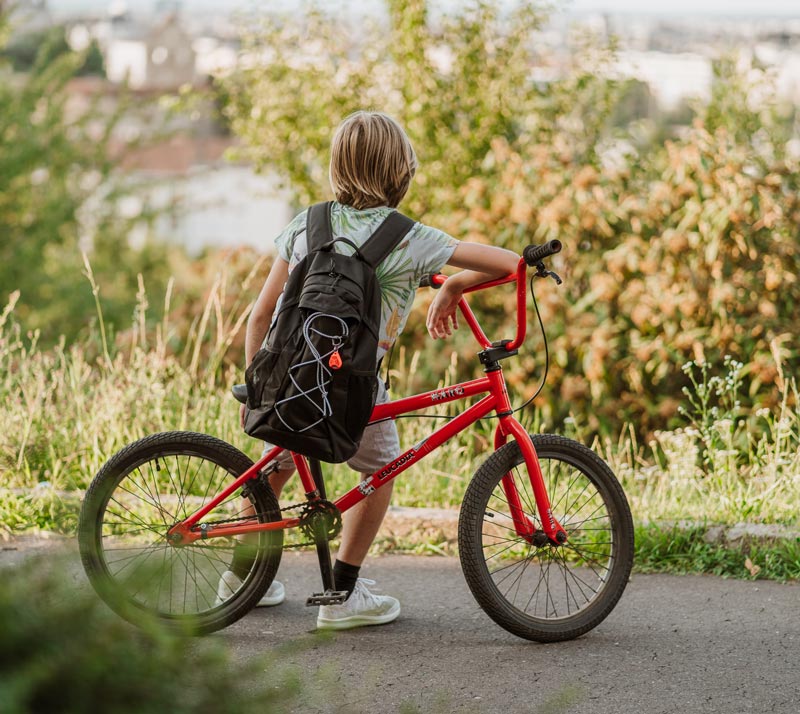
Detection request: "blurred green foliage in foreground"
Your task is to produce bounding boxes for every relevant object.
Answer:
[0,555,302,714]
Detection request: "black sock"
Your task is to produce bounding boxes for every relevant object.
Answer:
[333,559,360,600]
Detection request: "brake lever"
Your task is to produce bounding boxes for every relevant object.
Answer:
[534,262,563,285]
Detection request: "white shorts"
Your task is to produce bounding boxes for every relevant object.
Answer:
[263,380,401,476]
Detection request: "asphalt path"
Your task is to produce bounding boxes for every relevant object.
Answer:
[3,542,798,713]
[216,551,799,714]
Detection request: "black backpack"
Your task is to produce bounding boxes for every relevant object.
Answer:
[244,201,414,463]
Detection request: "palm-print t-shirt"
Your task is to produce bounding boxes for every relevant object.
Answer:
[274,202,458,357]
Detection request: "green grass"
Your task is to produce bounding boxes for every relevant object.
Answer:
[1,288,799,582]
[634,525,800,582]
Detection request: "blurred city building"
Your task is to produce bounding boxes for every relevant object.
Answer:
[19,0,292,254]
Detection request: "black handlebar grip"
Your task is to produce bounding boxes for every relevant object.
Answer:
[523,240,562,266]
[419,274,442,289]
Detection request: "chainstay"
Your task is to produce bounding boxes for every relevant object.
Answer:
[186,500,316,549]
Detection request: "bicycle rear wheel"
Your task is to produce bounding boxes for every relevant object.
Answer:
[459,433,634,642]
[78,431,283,635]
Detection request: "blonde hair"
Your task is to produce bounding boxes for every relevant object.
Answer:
[329,111,417,209]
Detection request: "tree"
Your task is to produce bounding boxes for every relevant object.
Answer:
[1,24,105,76]
[0,13,166,343]
[220,0,618,237]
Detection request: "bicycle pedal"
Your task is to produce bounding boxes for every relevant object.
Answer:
[305,590,348,606]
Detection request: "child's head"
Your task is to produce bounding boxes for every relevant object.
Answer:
[329,111,417,209]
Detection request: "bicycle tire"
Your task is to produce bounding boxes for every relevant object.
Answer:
[459,433,634,642]
[78,431,283,635]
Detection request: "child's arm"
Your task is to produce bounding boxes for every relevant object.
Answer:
[245,257,290,365]
[426,243,519,340]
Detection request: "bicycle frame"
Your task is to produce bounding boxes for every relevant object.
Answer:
[168,258,567,547]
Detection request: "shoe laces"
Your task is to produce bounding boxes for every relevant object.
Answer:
[351,578,381,605]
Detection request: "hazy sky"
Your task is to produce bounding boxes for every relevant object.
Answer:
[46,0,800,17]
[567,0,797,14]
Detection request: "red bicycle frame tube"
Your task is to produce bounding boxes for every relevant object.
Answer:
[167,258,566,545]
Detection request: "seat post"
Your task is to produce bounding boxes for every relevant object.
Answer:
[308,458,327,500]
[307,459,335,593]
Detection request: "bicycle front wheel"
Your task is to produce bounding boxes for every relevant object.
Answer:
[459,433,634,642]
[78,431,283,635]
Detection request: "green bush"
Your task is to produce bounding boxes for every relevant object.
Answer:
[0,556,301,714]
[219,0,799,435]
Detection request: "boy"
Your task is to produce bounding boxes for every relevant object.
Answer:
[221,111,519,630]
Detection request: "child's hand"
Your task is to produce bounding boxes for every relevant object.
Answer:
[426,283,461,339]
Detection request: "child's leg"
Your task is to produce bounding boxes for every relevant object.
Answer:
[336,477,394,566]
[229,447,294,581]
[268,469,294,499]
[332,380,400,594]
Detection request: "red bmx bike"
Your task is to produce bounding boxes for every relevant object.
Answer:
[78,241,634,642]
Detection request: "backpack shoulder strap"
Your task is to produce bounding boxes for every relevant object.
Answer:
[359,211,416,268]
[306,202,334,254]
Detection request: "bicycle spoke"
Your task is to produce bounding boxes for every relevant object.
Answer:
[184,543,235,570]
[562,542,613,573]
[161,456,187,519]
[553,547,584,613]
[101,522,164,537]
[490,552,533,584]
[481,535,530,549]
[111,540,164,581]
[523,559,548,616]
[123,469,170,527]
[509,467,538,522]
[557,553,602,600]
[107,496,162,535]
[182,546,189,613]
[506,547,536,604]
[190,549,216,611]
[140,461,176,523]
[128,547,171,592]
[560,478,594,522]
[549,467,583,516]
[181,455,206,508]
[200,464,223,511]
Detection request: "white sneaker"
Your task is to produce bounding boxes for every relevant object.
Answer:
[215,570,285,607]
[316,578,400,631]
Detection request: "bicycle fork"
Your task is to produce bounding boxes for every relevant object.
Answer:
[495,418,568,545]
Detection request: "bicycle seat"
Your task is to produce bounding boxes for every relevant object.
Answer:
[231,384,248,404]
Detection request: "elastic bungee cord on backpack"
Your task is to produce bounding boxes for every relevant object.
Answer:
[274,312,349,433]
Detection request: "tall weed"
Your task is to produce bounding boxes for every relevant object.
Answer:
[603,356,800,526]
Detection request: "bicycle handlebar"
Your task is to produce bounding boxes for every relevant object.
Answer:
[418,241,562,352]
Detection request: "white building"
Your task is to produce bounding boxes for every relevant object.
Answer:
[613,50,713,111]
[120,134,293,254]
[105,13,196,90]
